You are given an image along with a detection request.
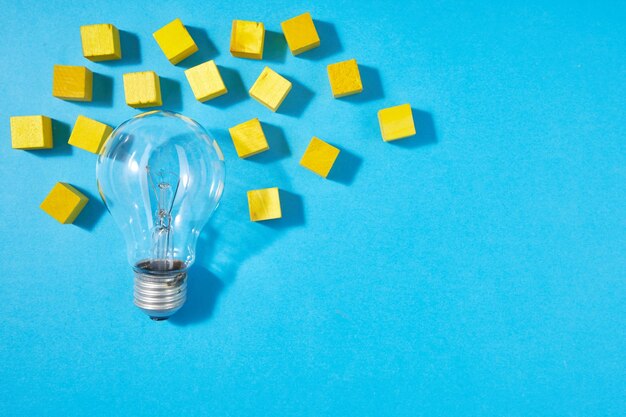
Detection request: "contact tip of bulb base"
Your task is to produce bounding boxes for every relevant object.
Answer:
[133,259,187,320]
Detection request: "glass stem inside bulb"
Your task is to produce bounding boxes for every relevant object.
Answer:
[147,166,180,265]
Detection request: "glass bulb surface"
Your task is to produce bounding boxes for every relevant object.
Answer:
[96,111,225,319]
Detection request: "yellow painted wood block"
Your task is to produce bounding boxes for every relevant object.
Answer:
[281,12,320,55]
[249,67,292,112]
[68,115,113,154]
[228,118,269,158]
[247,187,282,222]
[153,18,198,64]
[184,60,227,102]
[52,65,93,101]
[230,20,265,59]
[40,182,89,224]
[123,71,162,108]
[10,115,53,150]
[299,137,340,178]
[378,103,416,142]
[80,24,121,61]
[327,59,363,98]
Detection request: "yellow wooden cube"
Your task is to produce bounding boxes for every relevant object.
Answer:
[68,115,113,154]
[52,65,93,101]
[10,115,53,150]
[230,20,265,59]
[80,24,121,61]
[281,12,320,55]
[123,71,162,108]
[153,18,198,64]
[299,137,340,178]
[228,118,269,158]
[184,60,227,102]
[378,103,416,142]
[249,67,292,112]
[327,59,362,98]
[247,187,282,222]
[40,182,89,224]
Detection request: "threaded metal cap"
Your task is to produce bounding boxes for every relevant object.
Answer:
[133,259,187,320]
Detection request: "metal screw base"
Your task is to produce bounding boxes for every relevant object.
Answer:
[133,259,187,320]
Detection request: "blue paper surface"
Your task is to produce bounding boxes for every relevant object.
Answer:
[0,0,624,415]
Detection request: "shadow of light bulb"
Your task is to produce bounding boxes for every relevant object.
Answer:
[169,142,305,326]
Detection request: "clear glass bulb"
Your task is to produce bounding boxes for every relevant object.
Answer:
[96,111,225,320]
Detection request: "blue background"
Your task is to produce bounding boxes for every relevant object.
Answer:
[0,0,624,415]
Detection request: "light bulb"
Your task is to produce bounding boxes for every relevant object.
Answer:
[96,111,225,320]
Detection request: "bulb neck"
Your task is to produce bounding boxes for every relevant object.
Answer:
[133,259,187,320]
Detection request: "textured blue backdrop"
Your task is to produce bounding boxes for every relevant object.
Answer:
[0,0,624,416]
